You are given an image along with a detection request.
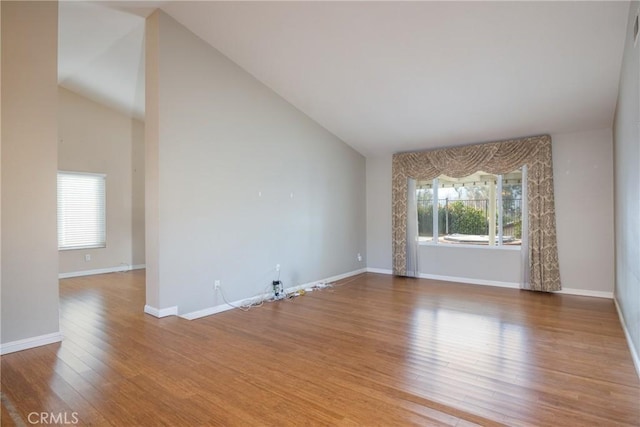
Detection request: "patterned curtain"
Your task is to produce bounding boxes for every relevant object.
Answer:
[392,135,561,292]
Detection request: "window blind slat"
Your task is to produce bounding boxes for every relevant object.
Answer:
[57,172,106,250]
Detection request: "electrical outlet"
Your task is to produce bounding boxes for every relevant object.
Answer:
[276,264,280,272]
[214,280,221,290]
[357,253,362,262]
[84,254,91,262]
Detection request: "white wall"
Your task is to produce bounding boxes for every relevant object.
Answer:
[613,1,639,370]
[366,129,615,294]
[553,129,615,293]
[366,155,393,271]
[1,1,60,346]
[58,87,145,274]
[418,245,521,285]
[146,11,366,315]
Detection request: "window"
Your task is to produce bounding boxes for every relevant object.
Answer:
[57,172,106,250]
[417,168,523,246]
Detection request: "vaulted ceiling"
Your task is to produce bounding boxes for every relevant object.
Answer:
[58,1,629,156]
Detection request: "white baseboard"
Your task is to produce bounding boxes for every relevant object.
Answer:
[324,268,367,283]
[614,298,640,379]
[180,268,368,321]
[144,305,178,318]
[59,264,146,279]
[367,268,613,298]
[418,273,520,289]
[0,332,63,355]
[278,268,367,296]
[179,303,236,320]
[368,268,520,289]
[366,267,393,275]
[555,288,613,299]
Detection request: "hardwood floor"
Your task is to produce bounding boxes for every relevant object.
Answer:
[2,271,639,426]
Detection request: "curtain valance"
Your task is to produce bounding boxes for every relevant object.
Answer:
[393,135,543,180]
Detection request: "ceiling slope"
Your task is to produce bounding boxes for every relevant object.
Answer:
[60,1,629,156]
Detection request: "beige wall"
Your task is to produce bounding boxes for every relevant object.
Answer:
[131,119,145,266]
[613,1,639,372]
[1,0,3,336]
[1,1,60,345]
[146,11,366,315]
[366,129,616,294]
[145,11,160,309]
[58,88,145,274]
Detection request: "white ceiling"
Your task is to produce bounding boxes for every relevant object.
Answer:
[58,1,146,119]
[59,1,629,156]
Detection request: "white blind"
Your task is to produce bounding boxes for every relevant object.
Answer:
[57,172,106,250]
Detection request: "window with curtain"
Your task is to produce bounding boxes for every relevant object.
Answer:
[416,168,524,246]
[391,135,561,292]
[57,171,106,250]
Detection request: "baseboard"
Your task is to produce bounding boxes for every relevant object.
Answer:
[614,298,640,379]
[366,267,393,275]
[555,288,613,299]
[369,268,520,289]
[418,273,520,289]
[278,269,366,296]
[180,268,367,321]
[0,332,63,355]
[368,268,612,298]
[323,268,367,283]
[144,305,178,318]
[179,302,237,320]
[59,264,146,279]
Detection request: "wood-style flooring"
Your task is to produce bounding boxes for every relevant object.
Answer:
[1,271,639,426]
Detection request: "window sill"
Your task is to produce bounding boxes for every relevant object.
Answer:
[418,241,521,251]
[59,245,106,251]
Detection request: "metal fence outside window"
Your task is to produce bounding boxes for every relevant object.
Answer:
[417,197,522,237]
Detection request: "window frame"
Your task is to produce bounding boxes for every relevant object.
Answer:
[57,170,107,251]
[417,169,525,250]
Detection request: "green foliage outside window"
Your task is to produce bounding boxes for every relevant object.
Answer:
[418,201,488,236]
[513,219,522,239]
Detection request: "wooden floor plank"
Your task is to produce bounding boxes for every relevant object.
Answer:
[1,271,638,426]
